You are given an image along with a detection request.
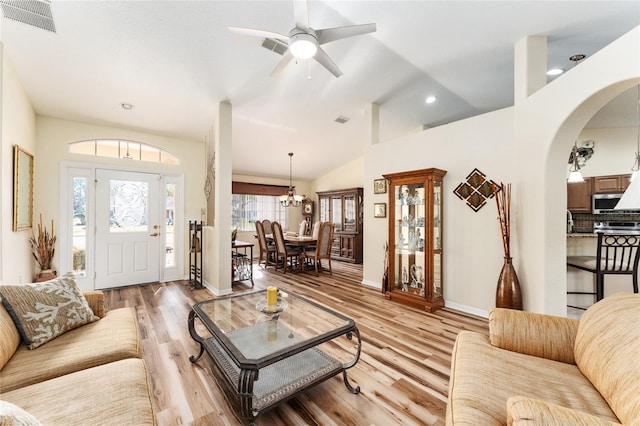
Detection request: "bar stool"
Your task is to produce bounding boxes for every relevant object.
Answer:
[567,233,640,309]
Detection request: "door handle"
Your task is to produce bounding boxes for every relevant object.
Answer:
[150,232,159,237]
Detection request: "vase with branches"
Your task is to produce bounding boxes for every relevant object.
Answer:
[382,241,389,293]
[491,182,522,310]
[29,214,57,281]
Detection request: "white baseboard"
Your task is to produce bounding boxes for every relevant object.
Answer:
[361,279,382,290]
[203,280,231,296]
[444,300,489,318]
[362,279,488,318]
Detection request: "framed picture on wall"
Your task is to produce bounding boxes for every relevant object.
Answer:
[374,178,387,194]
[374,203,387,218]
[13,145,34,231]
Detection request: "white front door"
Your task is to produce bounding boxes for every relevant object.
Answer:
[95,169,161,289]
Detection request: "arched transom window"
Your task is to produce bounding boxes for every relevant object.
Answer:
[69,139,179,165]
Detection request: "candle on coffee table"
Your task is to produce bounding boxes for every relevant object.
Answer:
[267,286,277,307]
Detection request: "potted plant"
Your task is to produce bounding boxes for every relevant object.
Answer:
[29,214,57,282]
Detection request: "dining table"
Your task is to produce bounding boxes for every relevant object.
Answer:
[263,233,317,248]
[262,234,318,272]
[282,234,317,248]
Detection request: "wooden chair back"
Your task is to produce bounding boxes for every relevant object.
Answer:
[256,220,276,269]
[272,221,301,273]
[306,221,334,276]
[316,222,334,259]
[262,219,272,235]
[255,220,268,250]
[272,221,287,257]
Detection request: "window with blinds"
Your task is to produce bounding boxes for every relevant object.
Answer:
[231,182,289,232]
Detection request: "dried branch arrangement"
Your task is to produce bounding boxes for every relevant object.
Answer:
[491,182,511,258]
[29,214,56,270]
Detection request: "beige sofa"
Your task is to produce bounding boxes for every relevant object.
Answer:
[1,290,155,425]
[446,292,639,425]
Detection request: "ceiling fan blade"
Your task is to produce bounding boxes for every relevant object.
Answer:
[292,0,310,31]
[316,23,377,45]
[228,26,289,41]
[271,50,295,76]
[314,46,343,78]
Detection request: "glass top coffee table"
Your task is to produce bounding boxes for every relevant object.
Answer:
[188,289,362,421]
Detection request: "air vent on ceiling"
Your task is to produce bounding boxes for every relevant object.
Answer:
[335,116,350,124]
[261,38,288,56]
[0,0,56,33]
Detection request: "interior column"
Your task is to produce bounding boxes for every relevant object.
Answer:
[514,35,547,104]
[212,101,233,295]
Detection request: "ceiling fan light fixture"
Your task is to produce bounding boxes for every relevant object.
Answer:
[289,33,317,59]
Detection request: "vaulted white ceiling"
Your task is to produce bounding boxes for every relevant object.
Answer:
[1,1,638,180]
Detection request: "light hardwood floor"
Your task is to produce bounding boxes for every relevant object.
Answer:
[103,261,488,425]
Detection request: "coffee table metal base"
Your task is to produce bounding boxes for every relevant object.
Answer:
[205,337,343,414]
[188,312,361,421]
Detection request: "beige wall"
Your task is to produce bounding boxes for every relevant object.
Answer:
[364,108,514,316]
[361,26,640,316]
[1,47,37,283]
[310,156,364,195]
[517,27,639,315]
[575,127,640,178]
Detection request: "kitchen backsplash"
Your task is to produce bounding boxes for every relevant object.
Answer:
[570,212,640,233]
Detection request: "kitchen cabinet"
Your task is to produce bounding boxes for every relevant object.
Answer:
[317,188,363,263]
[382,168,447,312]
[567,178,592,212]
[593,174,631,194]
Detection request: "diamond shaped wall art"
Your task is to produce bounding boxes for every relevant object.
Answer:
[453,168,500,212]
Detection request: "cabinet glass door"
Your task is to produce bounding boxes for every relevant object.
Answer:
[319,197,329,222]
[343,195,356,231]
[385,168,446,312]
[433,182,442,298]
[394,183,426,297]
[332,196,342,230]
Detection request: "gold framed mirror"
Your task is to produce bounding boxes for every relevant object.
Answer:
[13,145,33,231]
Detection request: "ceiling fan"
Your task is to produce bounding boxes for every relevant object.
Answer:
[229,0,376,78]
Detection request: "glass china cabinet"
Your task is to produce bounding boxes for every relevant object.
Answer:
[382,168,446,312]
[317,188,363,263]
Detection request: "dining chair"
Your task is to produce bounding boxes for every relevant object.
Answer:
[567,233,640,309]
[272,221,302,274]
[311,221,321,239]
[298,220,308,237]
[255,220,276,269]
[261,219,272,235]
[304,221,334,276]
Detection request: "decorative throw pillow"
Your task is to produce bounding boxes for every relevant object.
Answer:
[0,273,98,349]
[0,400,42,425]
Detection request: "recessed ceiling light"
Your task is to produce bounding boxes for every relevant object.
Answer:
[120,103,134,110]
[547,68,564,76]
[569,54,586,63]
[425,96,437,104]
